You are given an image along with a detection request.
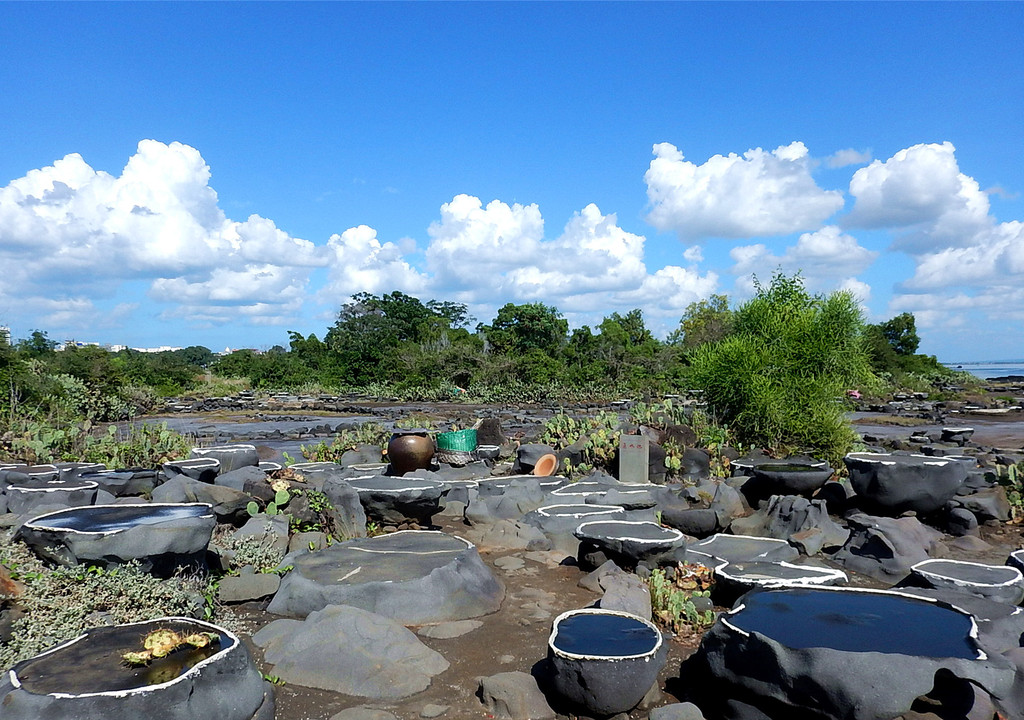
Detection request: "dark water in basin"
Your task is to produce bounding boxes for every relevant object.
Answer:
[756,463,826,473]
[28,504,211,532]
[729,588,979,659]
[14,620,232,693]
[553,613,659,657]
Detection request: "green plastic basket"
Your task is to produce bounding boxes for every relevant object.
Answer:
[436,428,477,452]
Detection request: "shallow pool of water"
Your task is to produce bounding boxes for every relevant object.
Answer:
[553,613,659,657]
[728,588,979,659]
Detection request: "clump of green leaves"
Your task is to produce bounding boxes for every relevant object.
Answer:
[995,462,1024,523]
[288,488,339,536]
[246,488,291,518]
[648,563,716,636]
[301,421,390,462]
[630,398,689,428]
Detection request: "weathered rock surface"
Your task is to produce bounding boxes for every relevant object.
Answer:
[833,512,946,582]
[254,604,449,698]
[477,671,555,720]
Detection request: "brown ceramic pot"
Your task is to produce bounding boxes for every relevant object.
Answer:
[387,433,435,475]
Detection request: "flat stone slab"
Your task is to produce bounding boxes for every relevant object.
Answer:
[417,619,483,639]
[17,503,216,569]
[268,530,504,622]
[254,604,448,698]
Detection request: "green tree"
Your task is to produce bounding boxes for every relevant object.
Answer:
[879,312,920,356]
[16,330,56,358]
[480,303,568,355]
[325,292,472,385]
[668,294,733,349]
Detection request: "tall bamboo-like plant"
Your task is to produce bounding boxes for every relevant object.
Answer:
[689,273,873,464]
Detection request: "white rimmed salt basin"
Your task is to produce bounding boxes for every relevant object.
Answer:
[189,444,259,473]
[267,530,503,622]
[844,452,967,515]
[713,560,848,606]
[573,519,684,567]
[0,617,268,720]
[909,558,1024,605]
[477,475,567,496]
[5,477,99,516]
[346,475,448,525]
[16,503,216,570]
[550,480,621,499]
[690,586,1015,720]
[162,457,220,483]
[547,608,666,717]
[692,533,799,565]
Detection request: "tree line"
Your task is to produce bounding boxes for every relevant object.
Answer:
[0,274,965,461]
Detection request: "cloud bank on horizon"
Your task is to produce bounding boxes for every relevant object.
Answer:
[0,138,1020,356]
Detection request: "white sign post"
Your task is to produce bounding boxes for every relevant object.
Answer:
[618,434,649,484]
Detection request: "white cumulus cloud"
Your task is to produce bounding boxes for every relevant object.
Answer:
[729,226,877,295]
[0,140,330,333]
[644,141,845,240]
[827,149,872,169]
[845,142,992,249]
[422,195,718,323]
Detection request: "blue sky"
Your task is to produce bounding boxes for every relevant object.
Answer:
[1,2,1022,360]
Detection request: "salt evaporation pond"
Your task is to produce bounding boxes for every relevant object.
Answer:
[26,503,212,533]
[552,613,660,657]
[728,588,980,659]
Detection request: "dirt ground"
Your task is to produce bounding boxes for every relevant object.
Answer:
[225,511,707,720]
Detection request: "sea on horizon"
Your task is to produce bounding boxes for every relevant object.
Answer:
[942,361,1024,379]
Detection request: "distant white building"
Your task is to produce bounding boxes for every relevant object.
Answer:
[0,326,10,346]
[130,345,183,353]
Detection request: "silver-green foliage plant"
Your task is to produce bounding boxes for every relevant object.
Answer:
[688,272,874,465]
[211,530,287,575]
[0,538,214,669]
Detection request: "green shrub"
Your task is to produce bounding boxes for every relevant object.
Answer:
[688,273,872,465]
